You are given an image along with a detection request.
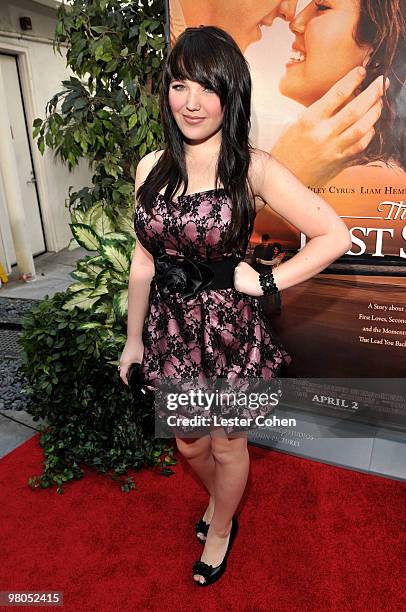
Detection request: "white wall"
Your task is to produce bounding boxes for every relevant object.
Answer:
[0,0,93,253]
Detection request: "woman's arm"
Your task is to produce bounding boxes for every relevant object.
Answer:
[127,237,155,341]
[234,151,351,297]
[274,253,286,266]
[119,154,157,384]
[257,253,285,266]
[257,257,277,266]
[127,154,156,341]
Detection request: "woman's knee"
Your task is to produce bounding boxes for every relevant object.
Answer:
[210,434,248,464]
[175,434,211,460]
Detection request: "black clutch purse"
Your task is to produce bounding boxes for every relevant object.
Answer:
[127,362,155,407]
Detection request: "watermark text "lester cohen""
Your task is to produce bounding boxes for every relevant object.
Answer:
[167,414,297,428]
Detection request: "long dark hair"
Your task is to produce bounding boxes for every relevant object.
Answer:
[136,25,256,251]
[355,0,406,169]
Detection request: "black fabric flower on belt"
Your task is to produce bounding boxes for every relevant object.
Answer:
[154,253,214,300]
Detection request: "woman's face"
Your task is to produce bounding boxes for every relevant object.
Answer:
[181,0,299,52]
[212,0,299,49]
[279,0,372,106]
[168,79,224,143]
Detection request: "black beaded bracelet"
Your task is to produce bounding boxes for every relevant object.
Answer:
[258,269,279,296]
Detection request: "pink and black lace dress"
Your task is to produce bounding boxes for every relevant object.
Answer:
[133,188,292,435]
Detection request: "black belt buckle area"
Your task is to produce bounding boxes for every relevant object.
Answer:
[153,253,241,300]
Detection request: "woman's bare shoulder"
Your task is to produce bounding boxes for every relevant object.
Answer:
[138,149,165,174]
[248,148,274,212]
[135,149,165,188]
[248,148,273,194]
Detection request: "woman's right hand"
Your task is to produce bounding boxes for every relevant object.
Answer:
[271,67,389,187]
[119,337,145,386]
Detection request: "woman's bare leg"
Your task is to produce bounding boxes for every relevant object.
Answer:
[193,428,249,584]
[175,434,216,537]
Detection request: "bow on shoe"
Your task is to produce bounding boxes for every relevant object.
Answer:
[192,560,214,576]
[154,253,214,300]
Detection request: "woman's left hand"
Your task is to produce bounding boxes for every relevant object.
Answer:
[271,68,388,186]
[234,261,263,296]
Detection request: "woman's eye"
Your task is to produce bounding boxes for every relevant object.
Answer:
[314,2,330,10]
[171,84,215,94]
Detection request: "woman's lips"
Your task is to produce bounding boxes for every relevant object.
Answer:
[286,49,306,67]
[183,115,205,125]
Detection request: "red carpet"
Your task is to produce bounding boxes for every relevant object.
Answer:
[1,434,405,612]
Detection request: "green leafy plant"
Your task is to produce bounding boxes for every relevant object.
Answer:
[64,200,134,317]
[18,0,175,493]
[33,0,166,213]
[19,291,176,495]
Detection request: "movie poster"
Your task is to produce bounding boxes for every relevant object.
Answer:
[168,0,406,427]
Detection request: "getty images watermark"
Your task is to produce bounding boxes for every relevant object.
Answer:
[152,377,297,437]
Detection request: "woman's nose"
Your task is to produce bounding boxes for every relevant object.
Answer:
[186,93,201,111]
[289,4,309,35]
[279,0,298,22]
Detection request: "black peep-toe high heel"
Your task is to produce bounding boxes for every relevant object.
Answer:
[192,516,239,586]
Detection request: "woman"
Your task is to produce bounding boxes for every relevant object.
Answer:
[279,0,406,171]
[119,26,350,586]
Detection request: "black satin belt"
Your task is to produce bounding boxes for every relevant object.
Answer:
[153,252,243,300]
